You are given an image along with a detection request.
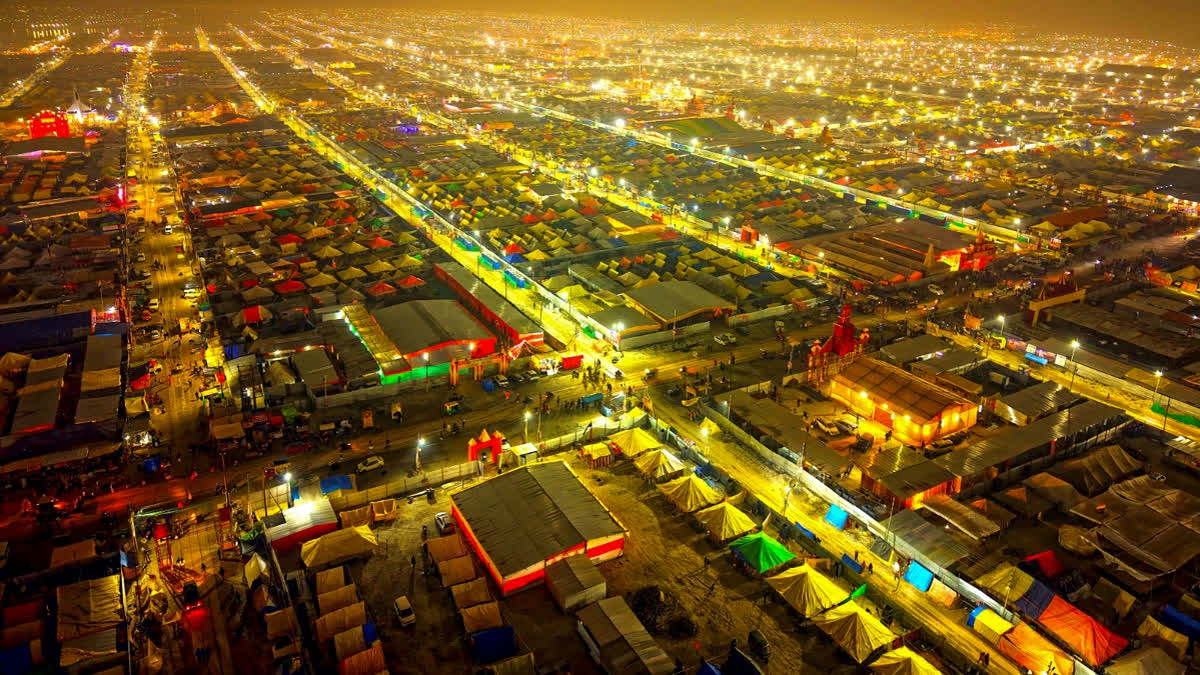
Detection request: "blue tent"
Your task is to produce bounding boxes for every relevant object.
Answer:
[903,561,934,592]
[824,504,849,530]
[320,475,353,494]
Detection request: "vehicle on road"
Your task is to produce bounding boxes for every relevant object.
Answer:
[812,418,840,436]
[356,455,385,473]
[434,511,455,535]
[927,284,944,296]
[148,299,160,311]
[393,596,415,627]
[285,441,312,455]
[713,333,735,346]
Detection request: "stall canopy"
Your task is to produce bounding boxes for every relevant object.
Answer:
[1039,595,1128,667]
[606,428,661,458]
[300,525,379,568]
[56,575,122,642]
[1107,646,1184,675]
[656,475,722,512]
[966,607,1014,645]
[693,501,757,542]
[634,448,686,480]
[461,601,504,634]
[811,603,896,664]
[868,646,943,674]
[438,555,478,587]
[426,533,468,563]
[920,495,1000,540]
[997,622,1075,675]
[766,564,845,618]
[729,532,796,574]
[1051,444,1142,496]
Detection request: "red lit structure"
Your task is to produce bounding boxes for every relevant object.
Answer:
[450,461,625,595]
[28,110,70,139]
[806,304,869,385]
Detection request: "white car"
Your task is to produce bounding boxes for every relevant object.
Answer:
[356,455,384,473]
[393,596,415,627]
[713,333,737,346]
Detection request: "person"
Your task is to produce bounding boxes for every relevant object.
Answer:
[867,562,874,575]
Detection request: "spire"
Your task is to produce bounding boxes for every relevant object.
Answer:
[66,87,93,119]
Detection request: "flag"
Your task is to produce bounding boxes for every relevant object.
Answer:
[846,584,867,603]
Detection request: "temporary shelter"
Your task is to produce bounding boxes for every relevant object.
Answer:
[1051,445,1142,495]
[545,554,607,612]
[693,501,757,543]
[634,448,686,482]
[606,428,661,458]
[766,564,845,617]
[370,499,396,522]
[265,608,300,639]
[450,462,626,594]
[316,602,367,642]
[438,555,478,587]
[729,532,796,575]
[339,505,373,528]
[461,601,504,633]
[1136,615,1188,661]
[966,607,1013,645]
[426,533,469,563]
[997,622,1075,675]
[575,597,674,675]
[810,603,896,663]
[266,497,337,553]
[1107,646,1184,675]
[56,575,122,643]
[340,643,385,675]
[315,566,347,595]
[656,475,722,512]
[333,623,378,662]
[868,646,943,674]
[49,540,98,569]
[300,525,379,569]
[452,578,493,610]
[318,584,358,615]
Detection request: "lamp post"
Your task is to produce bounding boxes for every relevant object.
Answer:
[284,472,293,508]
[817,251,825,280]
[416,437,424,472]
[524,410,531,443]
[1153,370,1163,407]
[423,352,430,391]
[1067,339,1080,391]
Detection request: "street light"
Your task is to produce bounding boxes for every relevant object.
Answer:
[524,410,531,443]
[284,472,293,508]
[1067,340,1080,391]
[423,352,430,391]
[416,437,424,472]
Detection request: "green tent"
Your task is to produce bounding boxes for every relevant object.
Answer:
[729,532,796,574]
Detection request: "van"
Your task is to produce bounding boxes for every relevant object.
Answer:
[183,288,201,299]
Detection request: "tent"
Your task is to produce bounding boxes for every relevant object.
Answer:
[997,622,1075,675]
[340,643,384,675]
[869,646,943,674]
[1107,646,1184,675]
[810,603,896,663]
[438,555,478,587]
[1038,595,1127,667]
[1137,615,1188,661]
[300,525,379,569]
[316,602,366,642]
[607,428,661,458]
[766,564,845,617]
[693,501,757,543]
[966,607,1013,645]
[974,563,1035,606]
[634,448,686,481]
[315,567,347,595]
[656,475,723,512]
[427,533,468,562]
[729,532,796,575]
[451,577,492,610]
[461,601,504,633]
[1051,445,1142,495]
[318,584,358,615]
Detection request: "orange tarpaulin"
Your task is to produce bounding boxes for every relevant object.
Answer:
[1039,595,1128,667]
[997,623,1075,675]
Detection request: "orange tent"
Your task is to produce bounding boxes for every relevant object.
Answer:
[998,623,1075,675]
[1039,596,1128,667]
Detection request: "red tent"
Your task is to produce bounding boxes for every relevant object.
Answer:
[242,306,263,323]
[130,374,152,391]
[520,213,540,224]
[502,243,524,255]
[1023,550,1064,579]
[1039,596,1127,667]
[276,233,304,245]
[275,279,307,294]
[398,275,425,288]
[367,236,394,249]
[366,281,396,297]
[998,623,1075,675]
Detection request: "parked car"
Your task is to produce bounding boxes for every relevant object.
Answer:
[927,284,944,296]
[356,455,385,473]
[812,418,840,436]
[434,511,455,535]
[393,596,416,627]
[834,419,858,435]
[713,333,733,346]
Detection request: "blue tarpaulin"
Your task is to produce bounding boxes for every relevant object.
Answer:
[480,255,501,271]
[1161,605,1200,639]
[841,554,864,575]
[904,561,935,592]
[1015,581,1055,619]
[320,475,353,494]
[363,621,377,644]
[503,253,526,264]
[824,504,849,530]
[794,522,817,541]
[0,643,34,675]
[967,605,987,627]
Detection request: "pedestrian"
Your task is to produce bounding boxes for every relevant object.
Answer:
[707,581,717,596]
[410,554,416,568]
[978,652,988,666]
[868,562,875,576]
[703,555,710,569]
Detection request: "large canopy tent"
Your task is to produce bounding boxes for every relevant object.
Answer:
[997,623,1075,675]
[811,603,896,664]
[766,564,846,617]
[1107,647,1184,675]
[868,646,943,674]
[634,448,686,482]
[693,501,757,543]
[450,461,626,594]
[1039,595,1128,667]
[656,475,723,512]
[729,532,796,575]
[1050,444,1142,496]
[300,525,379,569]
[606,428,661,458]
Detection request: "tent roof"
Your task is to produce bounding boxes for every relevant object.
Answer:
[634,448,686,479]
[694,501,757,542]
[869,646,943,675]
[729,531,796,574]
[606,428,661,457]
[766,564,845,618]
[301,525,379,568]
[811,603,896,663]
[656,475,723,512]
[1039,595,1128,667]
[1107,647,1184,675]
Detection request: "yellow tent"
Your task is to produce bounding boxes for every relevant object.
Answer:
[969,608,1013,645]
[634,448,686,481]
[766,564,845,618]
[869,647,943,674]
[318,584,358,615]
[657,475,722,512]
[694,501,757,542]
[811,603,896,663]
[301,526,379,568]
[607,428,661,458]
[974,563,1035,603]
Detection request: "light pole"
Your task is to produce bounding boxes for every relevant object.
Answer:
[423,352,430,391]
[1067,339,1080,391]
[524,411,531,443]
[416,437,424,472]
[817,251,825,280]
[284,472,293,508]
[1153,370,1163,407]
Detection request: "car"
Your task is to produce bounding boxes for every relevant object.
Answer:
[713,334,732,346]
[393,596,416,627]
[163,225,173,234]
[156,186,173,194]
[834,419,858,436]
[148,299,160,311]
[434,511,455,535]
[927,284,944,296]
[812,418,840,436]
[135,253,147,262]
[734,325,751,336]
[356,455,385,473]
[494,374,509,388]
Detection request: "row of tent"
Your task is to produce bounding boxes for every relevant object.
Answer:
[308,565,386,675]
